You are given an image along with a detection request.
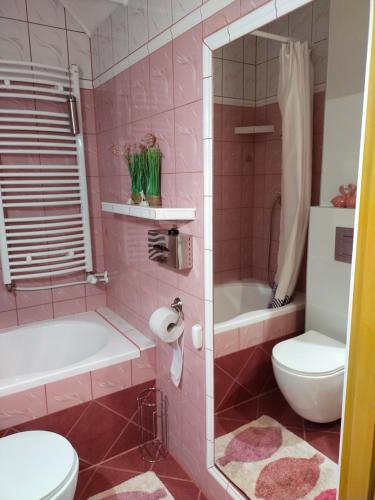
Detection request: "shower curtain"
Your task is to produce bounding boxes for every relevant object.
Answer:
[271,41,313,308]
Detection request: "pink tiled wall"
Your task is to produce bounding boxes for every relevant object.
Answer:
[0,89,106,329]
[213,92,325,287]
[95,27,207,482]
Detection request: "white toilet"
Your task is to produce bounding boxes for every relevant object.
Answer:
[272,330,346,423]
[0,430,79,500]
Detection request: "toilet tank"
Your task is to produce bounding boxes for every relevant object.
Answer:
[305,207,355,343]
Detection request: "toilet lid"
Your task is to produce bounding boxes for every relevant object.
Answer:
[272,330,346,375]
[0,430,77,500]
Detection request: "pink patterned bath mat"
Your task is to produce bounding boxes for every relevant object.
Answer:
[215,415,338,500]
[88,471,174,499]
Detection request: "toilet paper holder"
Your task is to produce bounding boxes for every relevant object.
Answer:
[170,297,183,327]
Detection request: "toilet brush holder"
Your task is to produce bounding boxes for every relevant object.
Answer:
[137,387,168,462]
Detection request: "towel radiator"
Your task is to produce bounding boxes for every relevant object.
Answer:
[0,60,93,289]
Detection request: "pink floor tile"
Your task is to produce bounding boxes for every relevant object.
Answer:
[67,401,128,465]
[100,447,152,474]
[79,466,134,499]
[305,430,340,463]
[257,390,304,431]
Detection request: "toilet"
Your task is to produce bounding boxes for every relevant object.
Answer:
[272,330,346,423]
[0,430,79,500]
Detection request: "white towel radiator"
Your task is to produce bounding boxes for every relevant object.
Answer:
[0,60,93,289]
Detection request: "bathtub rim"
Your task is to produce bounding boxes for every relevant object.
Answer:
[0,310,144,398]
[214,280,305,334]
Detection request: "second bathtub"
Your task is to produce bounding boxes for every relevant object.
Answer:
[214,279,305,357]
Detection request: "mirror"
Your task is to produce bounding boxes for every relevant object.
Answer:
[210,0,370,496]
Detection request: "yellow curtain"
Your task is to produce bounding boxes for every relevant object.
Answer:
[339,4,375,499]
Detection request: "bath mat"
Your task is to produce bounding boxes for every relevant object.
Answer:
[88,471,174,499]
[215,415,338,500]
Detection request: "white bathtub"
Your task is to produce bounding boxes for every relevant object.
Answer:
[214,279,305,335]
[0,311,140,397]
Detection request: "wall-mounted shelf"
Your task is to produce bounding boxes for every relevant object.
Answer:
[235,125,275,134]
[102,202,196,221]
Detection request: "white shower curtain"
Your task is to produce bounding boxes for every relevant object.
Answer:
[271,41,313,308]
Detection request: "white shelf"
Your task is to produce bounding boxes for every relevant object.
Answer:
[235,125,275,134]
[102,202,196,221]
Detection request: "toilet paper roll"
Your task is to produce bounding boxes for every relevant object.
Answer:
[149,306,184,387]
[149,307,184,343]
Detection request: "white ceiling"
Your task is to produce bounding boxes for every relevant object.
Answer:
[60,0,128,36]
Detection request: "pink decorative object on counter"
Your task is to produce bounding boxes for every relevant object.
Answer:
[331,184,357,208]
[345,184,357,208]
[331,194,346,208]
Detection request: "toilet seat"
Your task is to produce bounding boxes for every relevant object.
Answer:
[0,430,78,500]
[272,330,346,377]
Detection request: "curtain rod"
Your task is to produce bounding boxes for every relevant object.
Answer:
[251,30,296,44]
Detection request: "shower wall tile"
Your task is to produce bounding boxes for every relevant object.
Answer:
[202,0,241,38]
[26,0,65,28]
[174,99,203,173]
[289,3,313,44]
[223,60,244,98]
[172,0,202,23]
[0,386,47,430]
[111,5,129,63]
[223,38,244,62]
[213,58,223,96]
[244,64,256,100]
[150,44,174,115]
[67,31,92,80]
[312,38,329,86]
[0,19,30,61]
[18,303,54,325]
[91,361,132,399]
[131,348,156,385]
[256,62,267,100]
[312,0,330,43]
[46,373,92,414]
[148,0,173,40]
[65,10,84,32]
[96,17,114,76]
[128,0,148,53]
[240,0,271,16]
[266,58,279,98]
[0,310,18,329]
[266,16,289,60]
[173,24,203,107]
[0,0,27,21]
[0,0,93,85]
